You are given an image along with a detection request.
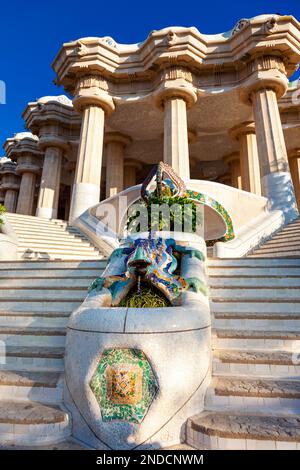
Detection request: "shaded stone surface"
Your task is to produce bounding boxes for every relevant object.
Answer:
[190,411,300,440]
[215,349,295,365]
[0,370,61,388]
[0,401,67,424]
[213,377,300,398]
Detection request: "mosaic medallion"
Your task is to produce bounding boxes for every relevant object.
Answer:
[90,348,158,423]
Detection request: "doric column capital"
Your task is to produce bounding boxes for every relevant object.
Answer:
[288,148,300,160]
[229,121,256,141]
[153,66,197,110]
[124,158,142,171]
[73,74,115,115]
[223,152,240,165]
[239,55,288,105]
[38,135,69,152]
[104,132,132,147]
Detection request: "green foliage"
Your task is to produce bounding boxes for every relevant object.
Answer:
[119,284,170,308]
[127,195,202,233]
[0,205,6,226]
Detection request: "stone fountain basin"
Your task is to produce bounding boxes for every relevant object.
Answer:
[64,303,211,450]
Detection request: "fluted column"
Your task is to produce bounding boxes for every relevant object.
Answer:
[154,68,197,179]
[16,156,40,215]
[69,75,115,222]
[105,133,131,198]
[124,159,142,189]
[36,146,63,218]
[289,149,300,210]
[223,153,242,189]
[230,122,261,195]
[0,162,20,213]
[239,55,297,220]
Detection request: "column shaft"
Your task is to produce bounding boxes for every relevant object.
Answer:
[105,141,124,198]
[289,157,300,210]
[252,89,288,177]
[252,88,297,220]
[239,132,261,195]
[36,146,62,219]
[17,172,36,215]
[69,105,105,221]
[164,97,190,179]
[4,189,18,213]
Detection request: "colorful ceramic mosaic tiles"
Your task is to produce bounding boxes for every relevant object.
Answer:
[90,348,158,423]
[186,190,235,242]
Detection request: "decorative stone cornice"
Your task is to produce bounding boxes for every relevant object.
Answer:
[229,121,256,141]
[23,95,80,135]
[0,160,20,191]
[52,15,300,101]
[3,133,42,176]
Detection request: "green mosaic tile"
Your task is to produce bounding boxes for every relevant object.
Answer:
[90,348,158,424]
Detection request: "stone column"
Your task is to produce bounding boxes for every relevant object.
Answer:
[239,55,297,220]
[105,133,131,198]
[124,159,142,189]
[16,157,40,215]
[218,174,231,186]
[154,68,197,179]
[36,144,64,219]
[69,75,115,222]
[0,162,20,213]
[223,153,242,189]
[288,149,300,210]
[229,122,261,195]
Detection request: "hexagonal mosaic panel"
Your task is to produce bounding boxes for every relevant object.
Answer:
[90,348,158,423]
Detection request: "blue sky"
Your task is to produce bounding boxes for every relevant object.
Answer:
[1,0,300,151]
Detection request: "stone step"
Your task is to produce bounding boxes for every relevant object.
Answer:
[211,287,300,301]
[12,226,82,236]
[210,277,300,287]
[213,329,300,350]
[187,411,300,450]
[249,251,300,258]
[0,260,106,270]
[0,326,66,347]
[0,269,101,279]
[18,244,99,253]
[267,233,300,243]
[18,252,104,261]
[0,400,70,445]
[0,278,93,289]
[6,213,67,224]
[211,301,300,314]
[208,267,300,277]
[0,289,86,301]
[252,245,300,254]
[213,349,300,377]
[0,437,91,450]
[0,346,65,372]
[17,237,95,247]
[0,314,68,328]
[0,371,63,404]
[213,317,300,330]
[208,258,300,267]
[0,301,81,313]
[257,240,300,250]
[205,377,300,415]
[213,310,300,320]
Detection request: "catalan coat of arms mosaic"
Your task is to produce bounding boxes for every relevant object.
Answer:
[90,348,158,423]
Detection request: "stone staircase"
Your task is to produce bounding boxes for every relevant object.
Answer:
[5,213,104,260]
[250,216,300,258]
[187,257,300,450]
[0,213,107,446]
